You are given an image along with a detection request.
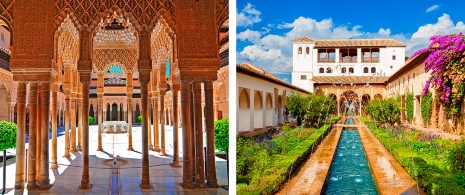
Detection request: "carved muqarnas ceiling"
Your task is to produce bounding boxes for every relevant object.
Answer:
[1,0,229,31]
[55,0,176,27]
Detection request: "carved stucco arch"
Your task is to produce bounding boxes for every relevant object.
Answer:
[93,48,138,73]
[151,17,174,85]
[56,15,80,66]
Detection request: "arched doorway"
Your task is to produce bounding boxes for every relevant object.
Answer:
[218,84,228,119]
[278,96,283,125]
[89,104,94,124]
[238,89,250,131]
[341,91,359,115]
[361,94,370,116]
[106,103,111,121]
[0,85,8,121]
[265,93,273,127]
[254,91,263,129]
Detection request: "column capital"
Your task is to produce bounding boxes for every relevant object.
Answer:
[138,71,151,84]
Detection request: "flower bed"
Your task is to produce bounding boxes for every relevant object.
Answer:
[236,116,340,195]
[361,117,465,194]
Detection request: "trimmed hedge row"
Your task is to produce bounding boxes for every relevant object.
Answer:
[237,116,339,195]
[361,117,465,194]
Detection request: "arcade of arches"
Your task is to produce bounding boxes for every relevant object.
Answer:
[0,0,228,191]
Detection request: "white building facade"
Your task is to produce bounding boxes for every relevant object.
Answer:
[237,63,308,135]
[292,36,406,92]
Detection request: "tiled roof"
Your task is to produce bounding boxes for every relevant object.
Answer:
[312,76,390,84]
[291,36,315,43]
[291,36,406,47]
[237,63,310,93]
[315,39,405,47]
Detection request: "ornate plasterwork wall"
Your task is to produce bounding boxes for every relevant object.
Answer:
[93,48,138,73]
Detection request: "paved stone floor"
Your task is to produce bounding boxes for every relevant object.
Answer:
[0,125,229,195]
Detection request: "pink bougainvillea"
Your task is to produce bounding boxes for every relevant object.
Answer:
[412,33,465,117]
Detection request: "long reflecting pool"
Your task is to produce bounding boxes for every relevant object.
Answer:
[323,118,378,194]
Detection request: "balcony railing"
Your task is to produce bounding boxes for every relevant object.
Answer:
[341,56,357,63]
[363,57,379,63]
[318,58,335,62]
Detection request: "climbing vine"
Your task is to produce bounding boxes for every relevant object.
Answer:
[406,92,414,123]
[421,91,433,126]
[412,33,465,121]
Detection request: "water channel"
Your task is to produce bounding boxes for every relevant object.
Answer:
[323,118,378,194]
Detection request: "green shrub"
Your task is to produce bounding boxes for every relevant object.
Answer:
[365,97,401,126]
[88,116,95,124]
[287,92,335,127]
[447,140,465,173]
[0,121,17,151]
[421,92,433,126]
[136,115,142,123]
[406,92,414,123]
[214,118,229,152]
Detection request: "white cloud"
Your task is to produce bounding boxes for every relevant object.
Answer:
[378,28,391,36]
[426,5,440,13]
[237,3,261,27]
[237,29,262,43]
[238,13,465,75]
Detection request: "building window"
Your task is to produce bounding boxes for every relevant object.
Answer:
[392,55,396,60]
[298,47,302,54]
[301,75,307,80]
[349,67,354,73]
[362,48,380,62]
[413,73,415,79]
[318,49,336,62]
[0,33,3,42]
[340,48,358,63]
[319,68,324,73]
[363,67,369,73]
[371,67,376,73]
[326,67,332,73]
[390,65,393,69]
[341,67,347,73]
[306,47,310,54]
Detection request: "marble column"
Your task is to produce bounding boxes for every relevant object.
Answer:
[193,81,205,187]
[14,83,26,190]
[36,85,42,178]
[204,81,218,187]
[26,83,38,189]
[64,97,70,157]
[139,73,152,189]
[79,74,91,189]
[153,96,160,152]
[148,97,153,150]
[170,85,181,167]
[38,82,52,189]
[159,92,167,156]
[97,94,103,151]
[180,81,194,188]
[51,84,59,169]
[8,103,15,122]
[70,97,77,152]
[127,97,134,150]
[78,94,83,151]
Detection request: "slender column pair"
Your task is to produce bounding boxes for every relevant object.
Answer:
[180,81,218,188]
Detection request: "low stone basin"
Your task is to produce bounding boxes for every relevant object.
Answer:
[102,121,128,134]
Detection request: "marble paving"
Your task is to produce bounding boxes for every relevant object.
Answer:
[0,124,229,195]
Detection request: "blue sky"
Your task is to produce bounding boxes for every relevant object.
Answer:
[236,1,465,83]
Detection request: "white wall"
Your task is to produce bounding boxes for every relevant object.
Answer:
[237,73,301,134]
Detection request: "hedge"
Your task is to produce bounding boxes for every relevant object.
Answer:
[214,118,229,152]
[361,117,465,194]
[237,116,339,195]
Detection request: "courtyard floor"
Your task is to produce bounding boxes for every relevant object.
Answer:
[0,124,229,195]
